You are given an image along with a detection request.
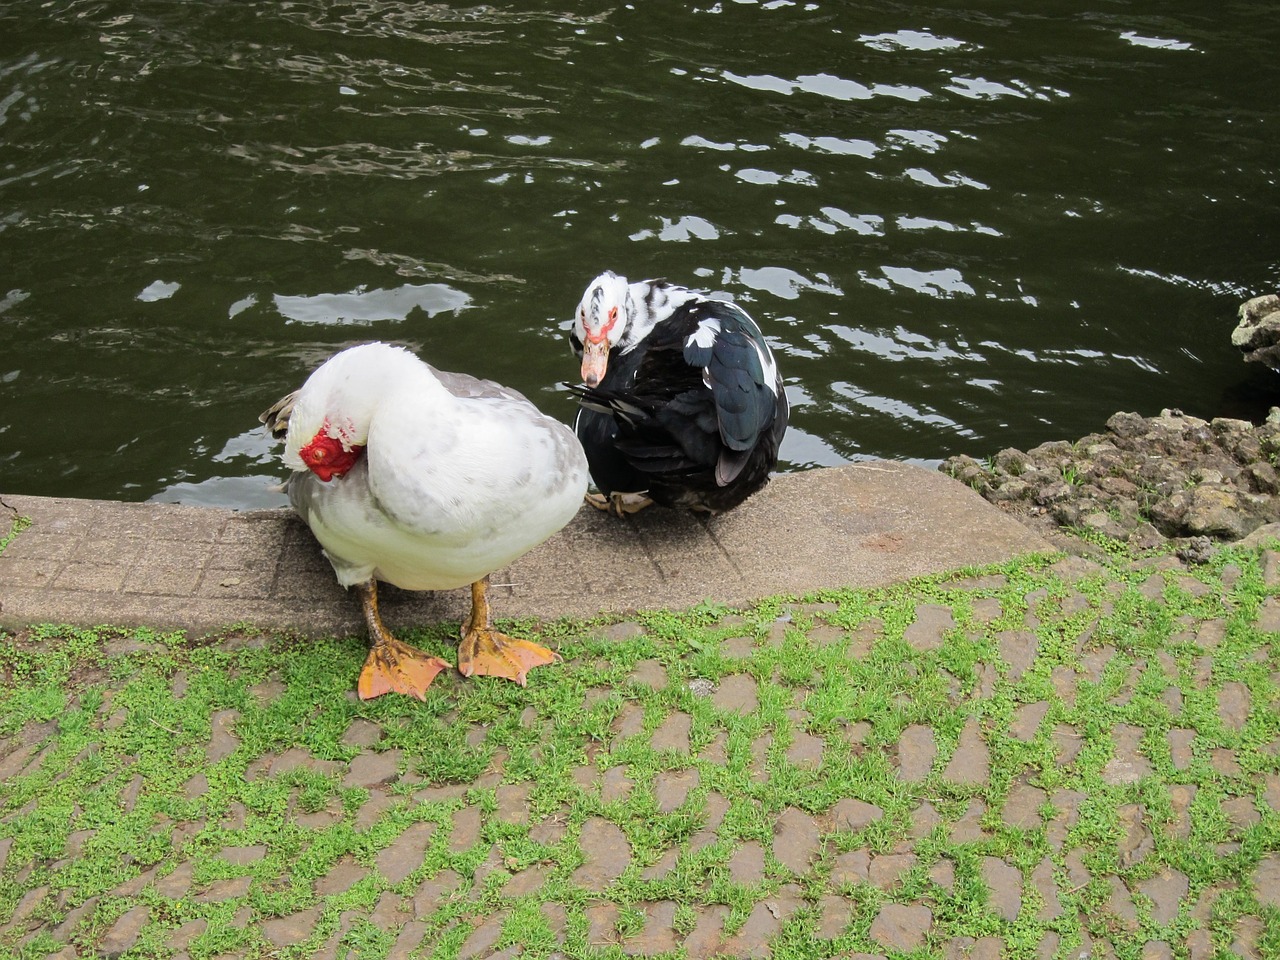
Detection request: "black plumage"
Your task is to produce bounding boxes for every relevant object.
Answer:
[568,274,788,514]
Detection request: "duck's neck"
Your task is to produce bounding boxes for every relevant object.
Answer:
[617,279,697,354]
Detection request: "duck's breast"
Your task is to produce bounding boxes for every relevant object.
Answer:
[358,392,586,589]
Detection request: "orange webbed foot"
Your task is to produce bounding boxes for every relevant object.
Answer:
[457,626,559,686]
[357,636,450,701]
[354,580,450,701]
[458,577,559,686]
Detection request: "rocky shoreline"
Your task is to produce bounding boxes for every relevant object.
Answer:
[939,407,1280,563]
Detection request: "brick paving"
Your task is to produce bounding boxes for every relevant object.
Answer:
[2,466,1279,958]
[0,462,1045,636]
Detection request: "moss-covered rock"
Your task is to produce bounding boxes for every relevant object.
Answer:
[941,407,1280,558]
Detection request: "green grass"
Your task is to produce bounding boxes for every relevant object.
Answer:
[1,544,1279,958]
[0,507,30,557]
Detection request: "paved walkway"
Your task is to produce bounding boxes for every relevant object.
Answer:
[3,464,1278,960]
[0,461,1049,636]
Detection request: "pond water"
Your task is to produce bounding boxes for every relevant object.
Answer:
[2,1,1278,508]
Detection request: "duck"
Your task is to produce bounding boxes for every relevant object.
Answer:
[567,271,788,515]
[260,341,588,700]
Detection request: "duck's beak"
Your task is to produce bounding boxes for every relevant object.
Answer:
[581,338,609,387]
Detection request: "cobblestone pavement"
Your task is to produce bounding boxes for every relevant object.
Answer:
[4,550,1279,958]
[2,469,1279,958]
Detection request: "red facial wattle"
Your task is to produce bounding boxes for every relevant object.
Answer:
[299,430,364,481]
[581,305,618,386]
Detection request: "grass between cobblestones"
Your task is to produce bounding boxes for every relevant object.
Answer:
[1,543,1279,958]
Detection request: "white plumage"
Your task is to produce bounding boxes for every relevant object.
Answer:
[262,341,588,698]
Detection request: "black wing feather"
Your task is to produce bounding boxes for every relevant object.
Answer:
[682,302,777,448]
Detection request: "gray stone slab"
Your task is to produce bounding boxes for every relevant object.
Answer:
[0,461,1050,636]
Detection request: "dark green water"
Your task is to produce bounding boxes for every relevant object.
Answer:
[2,1,1278,508]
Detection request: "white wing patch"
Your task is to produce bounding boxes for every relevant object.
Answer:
[686,318,721,350]
[754,339,780,396]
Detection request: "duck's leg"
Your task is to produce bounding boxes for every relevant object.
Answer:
[355,580,450,701]
[457,576,559,686]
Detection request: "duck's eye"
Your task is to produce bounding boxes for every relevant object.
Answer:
[301,431,343,467]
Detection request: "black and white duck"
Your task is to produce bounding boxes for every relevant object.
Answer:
[567,271,787,515]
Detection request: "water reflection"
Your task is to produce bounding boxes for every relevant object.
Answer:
[723,70,931,103]
[681,135,770,153]
[630,216,721,243]
[829,326,977,364]
[858,30,972,53]
[718,266,841,301]
[151,476,287,509]
[782,133,879,158]
[1120,32,1195,52]
[886,129,949,153]
[896,215,1001,236]
[150,426,290,508]
[777,208,884,236]
[867,266,976,298]
[137,280,180,302]
[943,76,1063,101]
[901,167,989,190]
[272,283,470,326]
[735,167,816,187]
[1,1,1275,505]
[835,382,976,435]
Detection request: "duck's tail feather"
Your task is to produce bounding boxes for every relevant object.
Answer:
[259,389,299,440]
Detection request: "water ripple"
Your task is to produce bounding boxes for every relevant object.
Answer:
[830,325,981,364]
[723,69,931,103]
[858,29,975,53]
[1120,31,1195,52]
[776,208,884,236]
[630,216,722,243]
[864,267,977,298]
[712,266,842,301]
[3,0,1274,502]
[276,1,610,43]
[271,283,471,326]
[833,381,977,438]
[226,141,614,178]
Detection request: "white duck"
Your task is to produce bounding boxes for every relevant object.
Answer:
[260,342,588,700]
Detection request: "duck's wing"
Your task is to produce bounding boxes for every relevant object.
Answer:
[661,297,785,485]
[677,298,783,455]
[429,364,533,405]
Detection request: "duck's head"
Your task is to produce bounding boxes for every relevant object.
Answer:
[289,417,364,482]
[570,271,630,387]
[282,342,416,481]
[284,393,367,483]
[571,271,690,387]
